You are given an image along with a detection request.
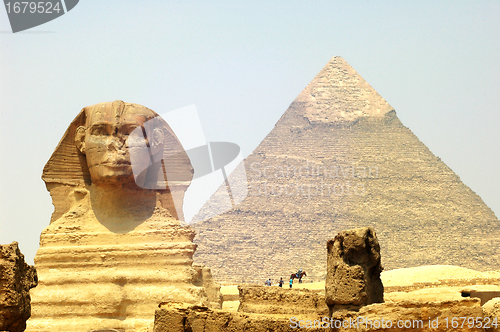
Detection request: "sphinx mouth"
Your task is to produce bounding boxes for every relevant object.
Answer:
[100,161,132,167]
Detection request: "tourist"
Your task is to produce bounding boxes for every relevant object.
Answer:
[278,277,284,287]
[289,278,293,288]
[265,278,271,286]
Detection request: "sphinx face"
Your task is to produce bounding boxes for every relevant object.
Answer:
[82,105,155,185]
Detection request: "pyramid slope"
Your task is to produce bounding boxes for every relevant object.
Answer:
[192,58,500,283]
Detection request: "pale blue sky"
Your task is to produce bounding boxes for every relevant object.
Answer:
[1,1,499,264]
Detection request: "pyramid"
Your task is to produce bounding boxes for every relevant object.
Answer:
[192,56,500,283]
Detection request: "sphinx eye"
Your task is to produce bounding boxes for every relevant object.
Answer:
[120,124,139,136]
[90,125,110,136]
[126,126,149,146]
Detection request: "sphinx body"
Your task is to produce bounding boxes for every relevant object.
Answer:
[26,101,219,332]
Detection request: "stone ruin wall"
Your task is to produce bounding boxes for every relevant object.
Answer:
[153,288,488,332]
[153,226,499,331]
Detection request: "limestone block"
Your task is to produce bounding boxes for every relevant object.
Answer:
[336,298,485,332]
[483,297,500,332]
[326,227,383,307]
[193,265,223,309]
[237,285,328,317]
[462,288,500,305]
[154,302,326,332]
[0,242,38,332]
[154,299,487,332]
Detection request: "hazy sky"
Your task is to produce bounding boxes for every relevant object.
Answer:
[1,1,499,264]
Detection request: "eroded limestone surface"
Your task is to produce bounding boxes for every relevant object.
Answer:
[153,298,486,332]
[237,285,328,317]
[153,302,317,332]
[0,242,38,332]
[27,101,220,332]
[325,227,383,308]
[483,298,500,332]
[339,298,485,332]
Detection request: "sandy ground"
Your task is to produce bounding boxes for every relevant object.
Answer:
[382,265,500,302]
[220,265,500,310]
[382,265,500,287]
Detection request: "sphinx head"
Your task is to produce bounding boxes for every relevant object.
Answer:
[43,101,193,222]
[74,101,166,186]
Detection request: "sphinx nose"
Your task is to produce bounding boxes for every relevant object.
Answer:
[107,136,127,152]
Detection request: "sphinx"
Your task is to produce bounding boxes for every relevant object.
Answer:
[27,101,220,332]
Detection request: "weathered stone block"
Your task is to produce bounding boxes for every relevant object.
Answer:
[154,302,326,332]
[343,298,484,332]
[193,264,223,309]
[0,242,37,332]
[325,227,383,307]
[237,285,328,317]
[482,297,500,332]
[462,289,500,305]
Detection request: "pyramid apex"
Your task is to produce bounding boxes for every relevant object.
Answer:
[295,57,394,123]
